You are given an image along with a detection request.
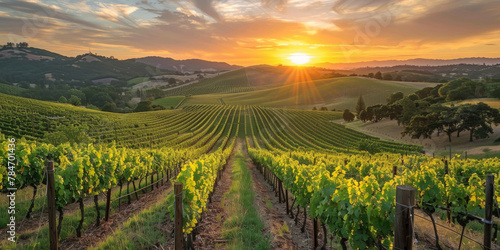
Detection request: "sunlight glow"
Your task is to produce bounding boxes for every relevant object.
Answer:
[288,53,311,65]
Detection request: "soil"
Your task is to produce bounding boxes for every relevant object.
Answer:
[59,181,173,249]
[191,139,320,250]
[242,143,329,250]
[0,189,109,244]
[191,141,237,249]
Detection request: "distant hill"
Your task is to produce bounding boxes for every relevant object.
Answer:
[349,64,500,81]
[317,57,500,69]
[177,76,432,110]
[135,56,242,73]
[0,47,176,85]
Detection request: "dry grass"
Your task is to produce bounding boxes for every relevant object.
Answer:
[413,209,498,250]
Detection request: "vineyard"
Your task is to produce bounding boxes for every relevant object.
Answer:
[162,69,254,97]
[0,93,499,249]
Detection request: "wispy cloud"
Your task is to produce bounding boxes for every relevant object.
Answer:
[0,0,103,29]
[0,0,499,65]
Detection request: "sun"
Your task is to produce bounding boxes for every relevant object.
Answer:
[288,53,311,65]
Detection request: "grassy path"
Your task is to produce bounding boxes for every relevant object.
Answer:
[0,173,167,249]
[92,187,174,249]
[220,149,270,249]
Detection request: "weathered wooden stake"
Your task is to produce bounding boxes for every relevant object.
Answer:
[127,181,131,204]
[105,189,111,221]
[394,185,416,250]
[151,173,154,191]
[174,183,184,250]
[47,161,58,250]
[278,178,282,203]
[285,189,289,215]
[393,166,397,177]
[484,175,494,250]
[313,218,318,249]
[132,181,139,200]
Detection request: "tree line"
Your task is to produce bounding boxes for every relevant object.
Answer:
[344,77,500,143]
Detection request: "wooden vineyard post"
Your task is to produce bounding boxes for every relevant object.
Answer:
[175,183,184,250]
[105,189,112,221]
[394,185,415,250]
[484,174,494,249]
[444,160,448,174]
[46,161,58,250]
[278,178,282,203]
[151,173,154,191]
[393,166,397,177]
[313,218,318,249]
[444,160,451,223]
[285,189,289,215]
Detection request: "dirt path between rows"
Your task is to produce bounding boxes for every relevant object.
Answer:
[192,140,239,249]
[242,143,330,250]
[59,181,173,249]
[0,186,121,246]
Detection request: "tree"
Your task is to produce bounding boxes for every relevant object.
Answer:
[343,109,355,122]
[439,105,460,142]
[446,86,470,101]
[58,96,67,103]
[68,95,81,106]
[374,71,382,79]
[402,114,435,139]
[359,110,368,122]
[399,97,418,126]
[168,78,176,85]
[366,106,377,121]
[134,100,153,112]
[458,103,500,141]
[101,102,117,112]
[387,92,404,104]
[408,93,419,101]
[438,77,474,97]
[90,92,113,107]
[151,104,166,111]
[490,87,500,99]
[415,87,433,99]
[394,75,402,81]
[68,89,86,104]
[312,107,317,111]
[474,82,485,98]
[388,104,403,120]
[356,95,366,118]
[367,73,374,78]
[383,73,393,80]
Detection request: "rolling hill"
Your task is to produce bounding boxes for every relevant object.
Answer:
[317,57,500,69]
[162,73,436,110]
[0,47,175,85]
[135,56,242,73]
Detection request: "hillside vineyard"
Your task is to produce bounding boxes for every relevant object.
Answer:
[1,93,499,249]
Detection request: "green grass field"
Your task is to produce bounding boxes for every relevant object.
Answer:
[152,96,185,108]
[127,77,150,87]
[181,76,423,110]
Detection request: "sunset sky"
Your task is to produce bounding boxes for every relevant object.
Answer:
[1,0,499,66]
